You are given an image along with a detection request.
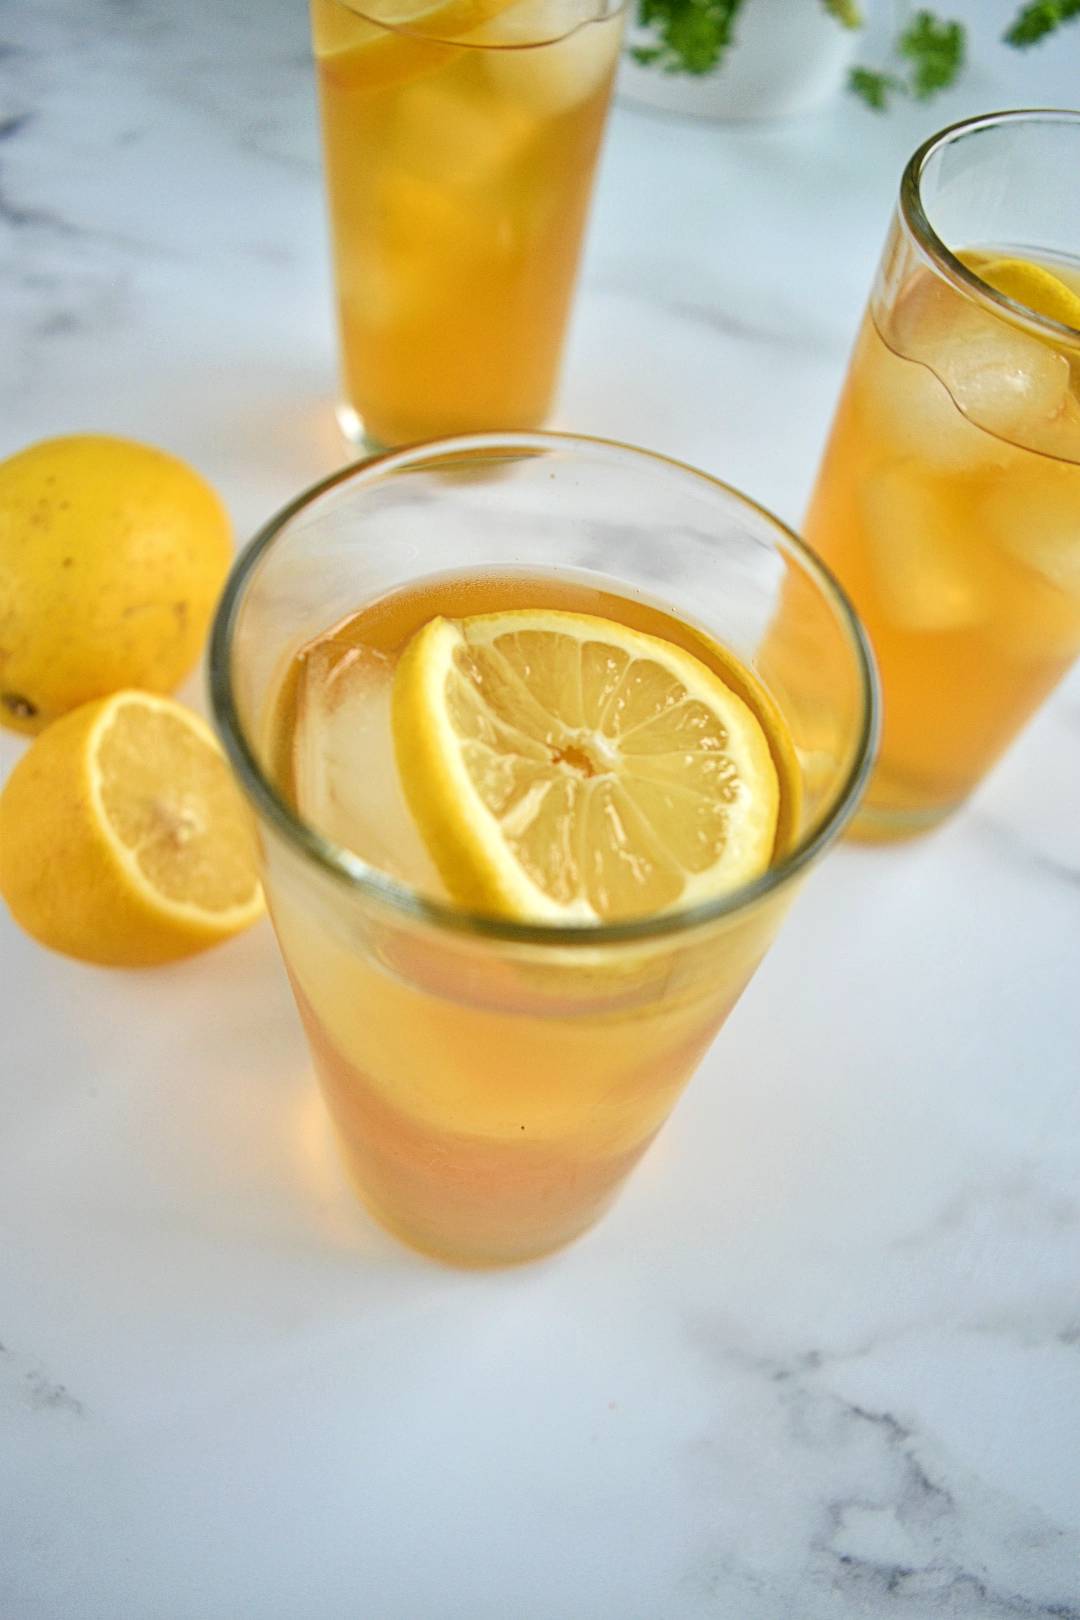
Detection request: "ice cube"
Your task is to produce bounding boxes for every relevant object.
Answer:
[340,242,423,332]
[348,159,488,331]
[293,639,444,894]
[1017,381,1080,462]
[891,268,1073,456]
[974,473,1080,662]
[482,19,617,117]
[391,76,533,188]
[941,326,1071,445]
[861,460,987,633]
[853,329,1009,476]
[980,472,1080,598]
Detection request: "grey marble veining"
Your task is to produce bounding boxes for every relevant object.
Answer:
[0,1341,87,1419]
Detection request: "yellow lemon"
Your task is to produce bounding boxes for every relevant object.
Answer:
[0,691,263,966]
[0,434,231,735]
[392,609,780,923]
[962,252,1080,332]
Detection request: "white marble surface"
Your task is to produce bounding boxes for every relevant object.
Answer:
[3,3,1080,1615]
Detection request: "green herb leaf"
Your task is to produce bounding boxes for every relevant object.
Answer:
[848,65,904,109]
[633,0,747,76]
[897,9,966,97]
[1004,0,1080,46]
[822,0,862,26]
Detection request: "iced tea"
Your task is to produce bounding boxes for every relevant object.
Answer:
[311,0,624,446]
[210,435,875,1266]
[266,571,798,1262]
[805,113,1080,837]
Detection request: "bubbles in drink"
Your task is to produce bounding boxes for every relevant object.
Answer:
[292,638,444,893]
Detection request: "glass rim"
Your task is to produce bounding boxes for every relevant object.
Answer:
[209,431,879,950]
[316,0,626,50]
[900,107,1080,345]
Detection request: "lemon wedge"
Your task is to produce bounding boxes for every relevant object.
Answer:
[0,691,263,965]
[963,252,1080,333]
[312,0,515,92]
[392,610,781,923]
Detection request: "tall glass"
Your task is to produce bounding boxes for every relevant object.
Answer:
[310,0,625,448]
[211,434,876,1266]
[804,110,1080,840]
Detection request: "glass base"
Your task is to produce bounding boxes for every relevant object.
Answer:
[335,398,557,456]
[335,400,386,458]
[847,798,958,843]
[355,1188,605,1270]
[338,1138,623,1268]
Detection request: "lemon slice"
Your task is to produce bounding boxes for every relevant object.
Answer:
[962,252,1080,333]
[392,610,781,923]
[312,0,516,92]
[0,691,263,966]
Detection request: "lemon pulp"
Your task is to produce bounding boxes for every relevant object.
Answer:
[0,691,263,966]
[392,608,781,923]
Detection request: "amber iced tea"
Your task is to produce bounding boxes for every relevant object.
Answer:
[805,259,1080,833]
[211,436,875,1266]
[266,571,797,1261]
[311,0,624,446]
[805,113,1080,837]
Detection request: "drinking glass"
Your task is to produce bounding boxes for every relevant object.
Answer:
[310,0,625,448]
[211,434,876,1266]
[804,109,1080,840]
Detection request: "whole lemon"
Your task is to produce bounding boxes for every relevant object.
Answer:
[0,434,232,734]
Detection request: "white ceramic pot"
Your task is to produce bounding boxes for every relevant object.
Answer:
[618,0,864,121]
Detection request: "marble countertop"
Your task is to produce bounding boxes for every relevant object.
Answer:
[2,2,1079,1615]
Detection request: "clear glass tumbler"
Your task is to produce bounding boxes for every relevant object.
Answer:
[211,434,876,1266]
[310,0,625,448]
[804,109,1080,840]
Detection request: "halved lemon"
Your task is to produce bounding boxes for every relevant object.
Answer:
[0,691,263,965]
[392,610,781,923]
[961,251,1080,333]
